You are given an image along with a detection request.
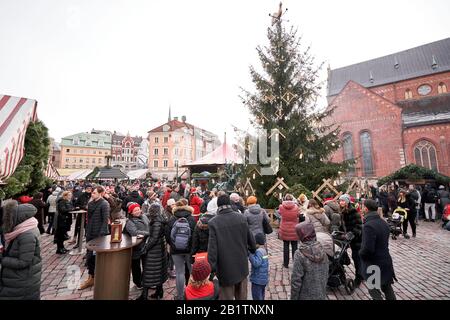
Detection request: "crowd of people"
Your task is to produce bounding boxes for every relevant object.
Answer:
[0,179,449,301]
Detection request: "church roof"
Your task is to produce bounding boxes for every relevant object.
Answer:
[328,38,450,97]
[398,93,450,128]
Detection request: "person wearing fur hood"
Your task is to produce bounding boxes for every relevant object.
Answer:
[0,200,42,300]
[304,199,330,234]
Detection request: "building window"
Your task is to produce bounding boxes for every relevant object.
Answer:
[174,159,179,167]
[66,158,70,163]
[153,160,158,168]
[92,159,96,164]
[65,165,69,168]
[85,140,91,146]
[80,159,83,163]
[154,148,159,156]
[99,151,102,155]
[73,138,79,145]
[163,160,168,168]
[404,89,413,100]
[155,137,159,144]
[79,149,84,154]
[93,151,96,154]
[360,131,374,176]
[174,148,179,156]
[99,141,104,147]
[342,133,355,175]
[164,148,168,156]
[66,149,70,153]
[164,137,169,144]
[414,140,438,171]
[438,82,447,94]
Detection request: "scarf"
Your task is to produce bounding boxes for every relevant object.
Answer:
[4,217,38,246]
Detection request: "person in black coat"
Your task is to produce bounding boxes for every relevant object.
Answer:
[338,194,363,287]
[397,189,416,238]
[71,185,92,246]
[79,186,110,290]
[139,203,168,300]
[29,193,46,234]
[190,213,214,264]
[165,201,197,300]
[207,194,256,300]
[55,191,75,254]
[359,199,396,300]
[377,186,389,217]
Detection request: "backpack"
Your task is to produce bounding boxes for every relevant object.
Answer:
[171,217,192,251]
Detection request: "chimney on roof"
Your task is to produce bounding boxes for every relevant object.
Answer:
[432,55,438,69]
[182,115,186,122]
[369,70,374,83]
[394,56,399,69]
[168,105,172,122]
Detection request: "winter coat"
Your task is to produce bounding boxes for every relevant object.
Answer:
[438,190,450,210]
[85,198,110,242]
[29,199,45,227]
[56,199,74,233]
[46,192,58,213]
[249,247,269,286]
[189,195,203,220]
[278,201,300,241]
[244,204,270,239]
[378,191,389,208]
[208,206,256,286]
[232,202,246,214]
[191,214,214,262]
[105,195,123,221]
[359,212,395,285]
[75,192,91,211]
[423,188,438,204]
[316,232,334,257]
[397,195,415,214]
[124,214,150,259]
[162,190,172,208]
[121,191,144,212]
[142,213,168,288]
[387,192,397,211]
[323,201,341,233]
[170,191,181,202]
[304,208,330,234]
[0,203,42,300]
[185,279,219,300]
[165,205,197,255]
[290,241,329,300]
[340,206,363,245]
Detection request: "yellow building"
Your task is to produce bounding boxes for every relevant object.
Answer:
[59,130,112,170]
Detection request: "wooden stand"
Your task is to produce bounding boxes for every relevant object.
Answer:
[86,235,142,300]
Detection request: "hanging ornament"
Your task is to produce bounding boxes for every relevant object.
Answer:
[282,91,297,104]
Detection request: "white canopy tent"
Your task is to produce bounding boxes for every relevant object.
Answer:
[126,169,149,180]
[66,169,93,181]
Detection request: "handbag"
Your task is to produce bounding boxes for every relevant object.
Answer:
[262,215,273,234]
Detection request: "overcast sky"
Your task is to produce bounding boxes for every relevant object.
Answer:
[1,0,449,143]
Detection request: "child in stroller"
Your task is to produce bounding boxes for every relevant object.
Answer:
[327,231,356,295]
[387,208,408,240]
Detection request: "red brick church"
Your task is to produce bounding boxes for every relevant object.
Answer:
[327,37,450,179]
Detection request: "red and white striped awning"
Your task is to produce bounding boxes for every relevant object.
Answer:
[0,94,38,183]
[45,157,60,181]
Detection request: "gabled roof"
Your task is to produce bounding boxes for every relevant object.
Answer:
[398,93,450,128]
[148,120,194,133]
[328,38,450,97]
[182,142,242,167]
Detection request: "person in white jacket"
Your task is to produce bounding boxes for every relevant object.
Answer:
[45,187,61,234]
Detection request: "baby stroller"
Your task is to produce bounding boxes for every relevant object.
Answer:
[387,208,407,240]
[327,231,355,295]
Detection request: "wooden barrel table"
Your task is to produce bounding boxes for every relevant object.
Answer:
[86,235,142,300]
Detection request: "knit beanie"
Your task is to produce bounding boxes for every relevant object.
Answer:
[191,260,211,282]
[128,202,140,214]
[167,198,176,206]
[246,196,257,205]
[339,194,350,205]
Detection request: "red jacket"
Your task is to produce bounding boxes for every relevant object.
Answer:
[190,195,203,221]
[162,189,172,208]
[278,201,300,241]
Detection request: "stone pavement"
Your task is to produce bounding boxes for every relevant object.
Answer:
[39,219,450,300]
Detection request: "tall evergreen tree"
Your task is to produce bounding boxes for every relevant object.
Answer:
[240,19,348,204]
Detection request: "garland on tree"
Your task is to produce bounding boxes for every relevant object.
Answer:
[0,120,52,200]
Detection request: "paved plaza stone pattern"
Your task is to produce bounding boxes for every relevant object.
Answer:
[39,220,450,300]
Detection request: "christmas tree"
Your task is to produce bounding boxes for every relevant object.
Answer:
[239,7,348,206]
